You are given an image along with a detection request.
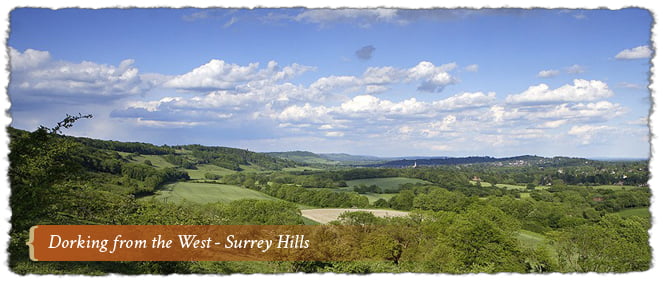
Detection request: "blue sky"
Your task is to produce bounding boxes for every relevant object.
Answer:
[7,8,653,158]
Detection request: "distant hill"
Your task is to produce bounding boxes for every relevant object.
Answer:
[267,151,392,165]
[23,127,298,172]
[318,153,388,162]
[266,151,340,165]
[366,155,546,167]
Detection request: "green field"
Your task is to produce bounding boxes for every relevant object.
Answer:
[119,153,176,169]
[519,192,532,199]
[346,177,430,192]
[140,182,279,204]
[281,166,323,172]
[615,207,651,219]
[184,164,236,180]
[516,230,547,249]
[592,185,641,191]
[470,181,547,190]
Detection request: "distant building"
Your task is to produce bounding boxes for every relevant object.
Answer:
[412,161,417,168]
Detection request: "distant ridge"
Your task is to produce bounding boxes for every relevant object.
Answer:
[363,155,608,168]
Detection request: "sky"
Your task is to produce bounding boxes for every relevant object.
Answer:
[6,7,653,158]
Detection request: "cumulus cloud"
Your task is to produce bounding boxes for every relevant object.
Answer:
[536,119,568,129]
[9,47,156,102]
[408,61,458,92]
[164,59,314,91]
[308,61,459,94]
[537,69,559,78]
[506,79,613,104]
[273,90,497,128]
[433,92,496,110]
[9,48,51,71]
[355,45,376,60]
[566,64,586,74]
[568,125,612,145]
[615,45,652,59]
[276,103,331,123]
[492,101,625,125]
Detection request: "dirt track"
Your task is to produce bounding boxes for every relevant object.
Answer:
[301,208,409,224]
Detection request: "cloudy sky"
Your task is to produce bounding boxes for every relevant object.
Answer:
[7,8,652,158]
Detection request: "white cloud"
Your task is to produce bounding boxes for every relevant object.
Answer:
[9,48,51,71]
[464,64,479,72]
[566,64,585,74]
[537,69,559,78]
[134,118,207,128]
[294,9,399,27]
[574,13,587,20]
[310,75,361,92]
[164,59,314,91]
[618,82,646,89]
[365,85,390,94]
[506,79,613,104]
[308,61,459,95]
[423,115,457,137]
[568,125,612,145]
[536,119,567,129]
[430,144,452,151]
[325,131,345,137]
[615,45,652,60]
[408,61,458,92]
[433,91,496,110]
[223,16,238,28]
[276,103,331,123]
[9,48,155,100]
[627,117,648,126]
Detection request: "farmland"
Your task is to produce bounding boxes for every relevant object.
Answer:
[140,182,279,204]
[301,208,410,224]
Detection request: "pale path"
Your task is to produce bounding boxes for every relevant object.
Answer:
[301,208,410,224]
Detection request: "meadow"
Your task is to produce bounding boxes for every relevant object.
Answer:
[140,182,279,204]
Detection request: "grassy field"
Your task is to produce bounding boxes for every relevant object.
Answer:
[470,181,547,190]
[281,166,324,172]
[592,185,641,191]
[120,153,176,169]
[615,207,651,219]
[346,177,430,192]
[139,182,279,204]
[516,230,546,249]
[184,164,236,180]
[519,192,532,199]
[301,208,410,224]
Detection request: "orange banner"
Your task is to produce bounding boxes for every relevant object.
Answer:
[27,225,379,261]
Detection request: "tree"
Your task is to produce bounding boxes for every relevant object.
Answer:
[553,214,651,272]
[9,114,93,231]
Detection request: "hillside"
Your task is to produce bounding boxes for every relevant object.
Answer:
[266,151,340,165]
[71,133,296,172]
